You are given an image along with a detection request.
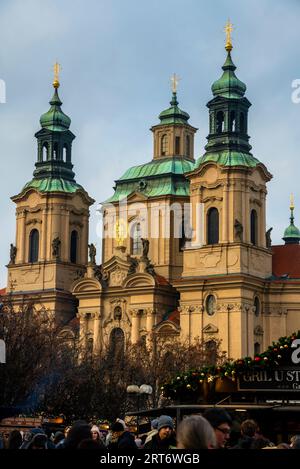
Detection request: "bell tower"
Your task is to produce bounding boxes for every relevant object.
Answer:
[176,23,273,359]
[7,65,94,322]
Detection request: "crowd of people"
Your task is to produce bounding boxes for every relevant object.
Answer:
[0,410,300,450]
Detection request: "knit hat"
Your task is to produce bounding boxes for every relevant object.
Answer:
[151,418,158,430]
[157,415,174,431]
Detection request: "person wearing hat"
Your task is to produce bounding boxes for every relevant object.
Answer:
[144,418,158,446]
[107,422,137,450]
[203,409,232,449]
[144,415,176,450]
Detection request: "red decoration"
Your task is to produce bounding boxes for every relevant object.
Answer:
[254,356,261,362]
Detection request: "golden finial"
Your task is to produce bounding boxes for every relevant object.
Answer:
[290,193,295,210]
[53,61,61,88]
[224,19,233,52]
[171,73,180,93]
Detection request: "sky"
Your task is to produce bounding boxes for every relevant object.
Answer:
[0,0,300,286]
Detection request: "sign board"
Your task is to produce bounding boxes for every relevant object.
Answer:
[238,367,300,392]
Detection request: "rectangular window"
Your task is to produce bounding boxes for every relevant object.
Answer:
[175,137,180,155]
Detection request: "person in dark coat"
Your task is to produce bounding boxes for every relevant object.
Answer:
[232,419,258,449]
[107,422,137,451]
[203,409,232,449]
[143,415,176,450]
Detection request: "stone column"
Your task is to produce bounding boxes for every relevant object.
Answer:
[222,182,229,243]
[146,308,155,346]
[17,209,26,263]
[63,208,70,262]
[81,214,89,265]
[41,208,48,261]
[260,191,267,248]
[93,311,102,355]
[244,184,250,243]
[131,309,140,344]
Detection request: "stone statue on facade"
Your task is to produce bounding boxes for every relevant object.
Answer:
[52,237,61,258]
[234,219,243,241]
[9,243,17,264]
[266,227,273,249]
[141,238,149,258]
[127,256,138,275]
[88,243,97,264]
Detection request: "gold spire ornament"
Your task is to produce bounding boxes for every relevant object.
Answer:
[290,193,295,210]
[53,61,61,88]
[224,19,233,52]
[171,73,180,93]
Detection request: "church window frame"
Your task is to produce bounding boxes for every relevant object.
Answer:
[216,111,225,133]
[251,209,258,245]
[70,230,78,264]
[175,136,180,155]
[161,134,168,156]
[207,207,219,245]
[131,222,142,255]
[29,228,39,263]
[206,294,217,316]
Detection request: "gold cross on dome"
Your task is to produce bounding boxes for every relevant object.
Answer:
[224,19,233,51]
[53,61,61,88]
[171,73,180,93]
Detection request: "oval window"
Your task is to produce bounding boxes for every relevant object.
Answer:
[206,295,216,316]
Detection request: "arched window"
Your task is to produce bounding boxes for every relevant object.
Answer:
[132,223,142,255]
[254,342,260,355]
[229,111,236,131]
[207,208,219,245]
[240,112,245,133]
[63,145,68,162]
[29,229,39,263]
[254,296,260,317]
[206,294,217,316]
[216,111,224,133]
[161,134,168,156]
[70,230,78,263]
[42,143,48,161]
[109,327,125,359]
[186,135,190,157]
[53,142,59,160]
[251,209,258,245]
[175,136,180,155]
[114,306,122,321]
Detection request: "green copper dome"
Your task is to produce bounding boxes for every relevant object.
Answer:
[211,52,246,99]
[40,87,71,131]
[158,92,190,125]
[283,205,300,244]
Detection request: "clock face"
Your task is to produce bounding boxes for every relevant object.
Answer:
[207,295,216,316]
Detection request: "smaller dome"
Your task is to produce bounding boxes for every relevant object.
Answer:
[283,207,300,244]
[211,52,246,99]
[158,92,190,125]
[40,87,71,131]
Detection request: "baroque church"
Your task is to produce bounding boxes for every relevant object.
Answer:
[5,31,300,360]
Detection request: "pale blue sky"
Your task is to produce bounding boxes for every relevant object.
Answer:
[1,0,300,286]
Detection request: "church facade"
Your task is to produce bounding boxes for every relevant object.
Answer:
[5,38,300,360]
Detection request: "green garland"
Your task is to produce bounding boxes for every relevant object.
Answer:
[161,331,300,400]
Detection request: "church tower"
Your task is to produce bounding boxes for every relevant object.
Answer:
[7,65,94,323]
[176,23,273,358]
